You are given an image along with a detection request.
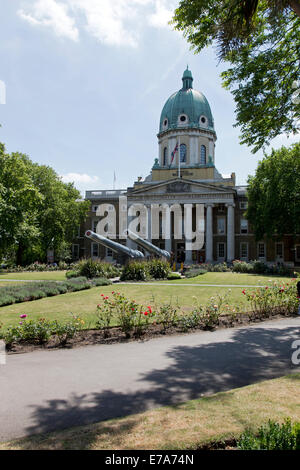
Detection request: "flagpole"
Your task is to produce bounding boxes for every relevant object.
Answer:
[178,135,181,178]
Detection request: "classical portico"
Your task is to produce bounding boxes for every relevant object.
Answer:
[127,178,235,263]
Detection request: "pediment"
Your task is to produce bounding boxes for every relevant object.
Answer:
[129,178,234,196]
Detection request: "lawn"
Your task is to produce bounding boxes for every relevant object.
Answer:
[1,373,299,450]
[0,272,293,329]
[0,271,67,281]
[162,271,294,286]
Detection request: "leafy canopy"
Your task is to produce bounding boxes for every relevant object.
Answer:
[0,143,90,265]
[246,142,300,239]
[172,1,300,152]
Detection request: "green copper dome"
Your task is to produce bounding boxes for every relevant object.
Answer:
[159,68,215,134]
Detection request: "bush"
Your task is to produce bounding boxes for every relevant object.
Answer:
[185,268,208,278]
[156,302,178,332]
[242,279,298,317]
[68,259,120,279]
[167,272,182,280]
[238,419,300,450]
[120,261,150,281]
[96,292,155,337]
[147,259,171,279]
[120,259,171,281]
[0,314,81,347]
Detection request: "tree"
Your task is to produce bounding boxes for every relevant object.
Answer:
[0,143,90,265]
[172,1,300,152]
[246,143,300,241]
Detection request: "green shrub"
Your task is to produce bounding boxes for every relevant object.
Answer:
[69,259,120,279]
[238,419,300,450]
[66,270,79,279]
[167,272,182,280]
[147,259,171,279]
[120,261,150,281]
[156,302,178,332]
[185,268,207,278]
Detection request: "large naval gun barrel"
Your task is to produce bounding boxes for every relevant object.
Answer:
[85,230,144,259]
[125,229,171,260]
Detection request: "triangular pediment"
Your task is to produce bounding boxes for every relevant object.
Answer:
[129,178,235,196]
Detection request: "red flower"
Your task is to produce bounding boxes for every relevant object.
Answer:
[147,306,152,313]
[144,311,148,315]
[242,289,246,295]
[265,286,269,290]
[101,294,104,297]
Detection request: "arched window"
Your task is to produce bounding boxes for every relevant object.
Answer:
[200,145,206,164]
[180,144,187,163]
[163,147,167,166]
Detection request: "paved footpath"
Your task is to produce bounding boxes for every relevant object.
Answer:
[0,317,300,442]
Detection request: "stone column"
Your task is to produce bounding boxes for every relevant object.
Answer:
[164,205,172,253]
[226,203,235,262]
[147,205,152,242]
[205,204,214,263]
[184,204,193,264]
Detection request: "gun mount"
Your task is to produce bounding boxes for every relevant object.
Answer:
[85,230,144,259]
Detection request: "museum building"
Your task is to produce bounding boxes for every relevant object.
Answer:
[74,68,300,266]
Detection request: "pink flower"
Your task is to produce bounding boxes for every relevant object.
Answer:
[19,314,27,318]
[101,294,104,297]
[19,322,23,325]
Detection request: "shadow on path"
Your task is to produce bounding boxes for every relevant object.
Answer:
[25,324,300,447]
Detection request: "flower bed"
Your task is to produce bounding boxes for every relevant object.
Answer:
[2,279,299,353]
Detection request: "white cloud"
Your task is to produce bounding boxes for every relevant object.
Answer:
[18,0,178,47]
[148,0,174,28]
[61,172,99,183]
[18,0,79,41]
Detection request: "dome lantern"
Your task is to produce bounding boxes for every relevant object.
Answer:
[182,66,193,90]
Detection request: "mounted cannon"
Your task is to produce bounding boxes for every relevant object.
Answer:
[125,229,171,260]
[85,230,144,259]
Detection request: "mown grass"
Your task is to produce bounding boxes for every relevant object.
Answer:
[1,374,299,450]
[162,272,294,286]
[0,271,67,281]
[0,272,293,330]
[0,283,247,328]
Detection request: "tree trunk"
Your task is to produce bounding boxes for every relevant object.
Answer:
[16,243,24,266]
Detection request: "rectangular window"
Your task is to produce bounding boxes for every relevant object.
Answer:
[275,242,284,260]
[240,242,248,260]
[217,217,225,234]
[258,242,265,259]
[106,247,113,257]
[72,244,79,260]
[218,203,225,212]
[240,201,248,210]
[91,243,99,258]
[295,245,300,262]
[240,218,248,234]
[217,242,225,259]
[93,220,99,232]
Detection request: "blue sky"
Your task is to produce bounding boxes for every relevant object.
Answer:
[0,0,298,196]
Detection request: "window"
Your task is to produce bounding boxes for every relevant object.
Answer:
[240,201,248,210]
[180,115,186,122]
[240,242,248,261]
[218,203,225,212]
[106,247,113,257]
[178,114,188,126]
[275,242,284,260]
[92,243,99,258]
[258,242,266,259]
[93,220,99,232]
[200,145,206,164]
[217,242,226,260]
[217,217,225,234]
[240,218,248,234]
[163,147,167,166]
[72,244,79,260]
[180,144,187,163]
